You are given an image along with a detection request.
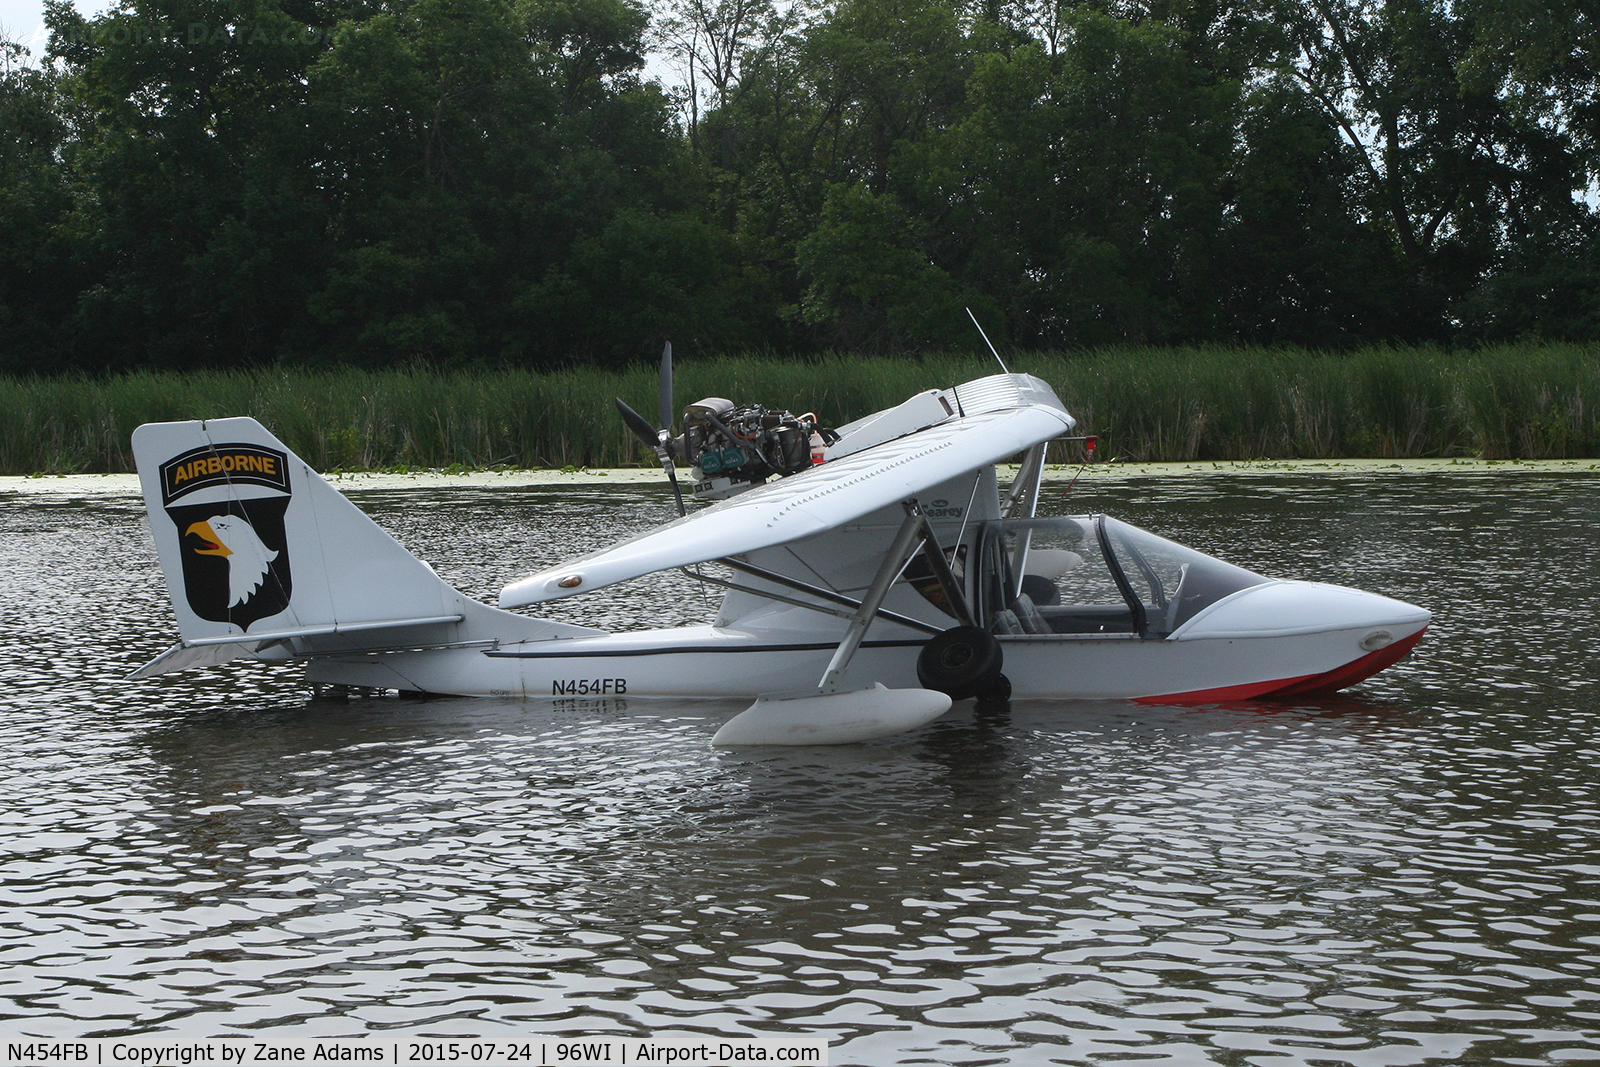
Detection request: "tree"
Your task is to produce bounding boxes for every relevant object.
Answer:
[1273,0,1587,332]
[6,0,1597,371]
[32,0,739,367]
[1220,77,1418,343]
[41,0,338,366]
[652,0,802,152]
[0,37,84,371]
[750,3,1246,347]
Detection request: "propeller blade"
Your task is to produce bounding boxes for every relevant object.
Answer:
[615,397,661,449]
[620,368,685,515]
[658,341,673,434]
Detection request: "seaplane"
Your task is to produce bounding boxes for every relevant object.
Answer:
[130,353,1430,745]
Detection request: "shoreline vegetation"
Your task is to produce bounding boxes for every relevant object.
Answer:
[2,344,1597,476]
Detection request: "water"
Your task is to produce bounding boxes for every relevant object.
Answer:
[2,468,1599,1065]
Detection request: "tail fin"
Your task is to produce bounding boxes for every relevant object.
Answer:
[130,417,592,677]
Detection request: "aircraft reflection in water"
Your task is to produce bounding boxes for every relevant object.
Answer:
[130,370,1429,745]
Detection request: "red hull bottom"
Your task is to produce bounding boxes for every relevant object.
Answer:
[1136,628,1427,705]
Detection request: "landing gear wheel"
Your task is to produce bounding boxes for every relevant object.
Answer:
[917,625,1005,701]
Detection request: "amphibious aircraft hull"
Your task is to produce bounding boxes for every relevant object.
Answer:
[302,580,1429,704]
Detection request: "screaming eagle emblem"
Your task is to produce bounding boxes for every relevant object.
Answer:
[159,443,293,629]
[186,515,281,608]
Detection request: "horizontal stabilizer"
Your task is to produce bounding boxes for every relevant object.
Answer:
[130,641,258,679]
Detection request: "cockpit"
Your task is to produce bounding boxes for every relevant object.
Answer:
[975,516,1273,639]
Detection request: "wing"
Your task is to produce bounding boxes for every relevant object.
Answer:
[498,373,1075,608]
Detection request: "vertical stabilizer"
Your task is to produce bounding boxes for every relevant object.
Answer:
[133,417,460,645]
[131,418,598,678]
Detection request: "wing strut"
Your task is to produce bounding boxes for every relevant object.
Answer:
[817,501,930,694]
[1001,442,1048,519]
[686,565,942,635]
[1003,442,1048,599]
[909,508,975,628]
[690,499,974,636]
[712,500,957,746]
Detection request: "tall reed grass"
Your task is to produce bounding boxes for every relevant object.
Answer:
[2,344,1596,474]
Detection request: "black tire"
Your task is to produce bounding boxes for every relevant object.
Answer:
[917,625,1004,701]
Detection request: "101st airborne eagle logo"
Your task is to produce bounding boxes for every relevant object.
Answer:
[158,443,293,629]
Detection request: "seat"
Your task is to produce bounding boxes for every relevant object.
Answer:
[1011,593,1049,634]
[991,609,1023,635]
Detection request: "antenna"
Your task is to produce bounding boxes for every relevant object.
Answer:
[966,308,1010,375]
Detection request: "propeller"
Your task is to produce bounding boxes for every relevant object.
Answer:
[616,341,686,516]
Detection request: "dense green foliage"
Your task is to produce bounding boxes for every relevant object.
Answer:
[1,0,1597,370]
[4,344,1596,473]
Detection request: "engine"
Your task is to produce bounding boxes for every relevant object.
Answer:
[675,398,838,499]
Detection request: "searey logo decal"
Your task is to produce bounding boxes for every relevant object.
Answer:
[158,443,293,629]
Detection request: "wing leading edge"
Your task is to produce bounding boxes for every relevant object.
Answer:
[498,374,1075,608]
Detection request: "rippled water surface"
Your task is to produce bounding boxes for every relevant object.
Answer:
[3,468,1599,1065]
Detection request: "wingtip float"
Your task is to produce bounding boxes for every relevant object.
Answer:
[129,372,1429,745]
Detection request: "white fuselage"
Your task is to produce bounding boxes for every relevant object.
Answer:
[131,380,1430,717]
[305,476,1432,705]
[304,578,1430,704]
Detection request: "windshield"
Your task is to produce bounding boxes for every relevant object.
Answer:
[979,516,1271,637]
[1098,516,1271,634]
